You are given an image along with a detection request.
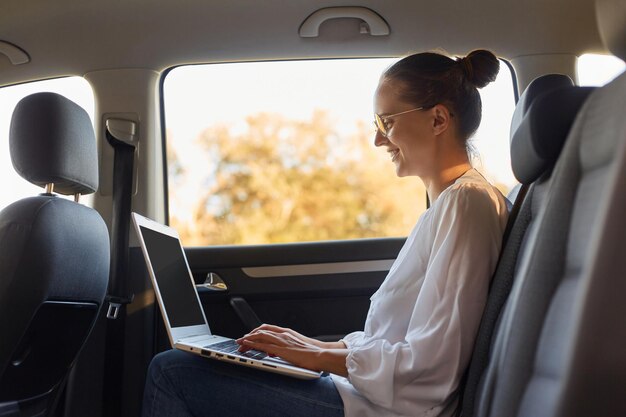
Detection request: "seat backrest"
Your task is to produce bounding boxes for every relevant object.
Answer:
[0,93,110,415]
[460,74,593,416]
[477,1,626,415]
[554,4,626,415]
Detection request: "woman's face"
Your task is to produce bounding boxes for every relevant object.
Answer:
[373,78,437,178]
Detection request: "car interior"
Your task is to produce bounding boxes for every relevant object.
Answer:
[0,0,625,416]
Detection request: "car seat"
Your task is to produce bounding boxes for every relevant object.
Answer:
[0,93,110,416]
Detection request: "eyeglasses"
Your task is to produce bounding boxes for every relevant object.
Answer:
[374,107,425,137]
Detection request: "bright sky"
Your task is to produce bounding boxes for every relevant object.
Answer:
[0,54,624,213]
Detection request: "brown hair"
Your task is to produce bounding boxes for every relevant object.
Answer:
[383,49,500,143]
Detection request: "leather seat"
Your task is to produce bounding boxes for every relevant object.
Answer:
[0,92,110,416]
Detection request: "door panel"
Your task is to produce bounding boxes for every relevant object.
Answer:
[181,238,405,342]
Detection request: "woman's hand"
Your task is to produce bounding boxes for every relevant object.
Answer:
[236,324,349,376]
[239,324,345,350]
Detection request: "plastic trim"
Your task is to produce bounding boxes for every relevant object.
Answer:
[242,259,394,278]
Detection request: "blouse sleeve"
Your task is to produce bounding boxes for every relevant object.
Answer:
[345,185,505,410]
[341,331,365,348]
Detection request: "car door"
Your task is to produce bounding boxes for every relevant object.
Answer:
[181,238,404,343]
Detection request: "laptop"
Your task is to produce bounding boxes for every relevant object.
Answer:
[132,212,321,380]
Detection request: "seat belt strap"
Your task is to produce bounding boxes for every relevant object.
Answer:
[105,137,135,317]
[104,119,137,317]
[102,119,137,417]
[501,183,529,248]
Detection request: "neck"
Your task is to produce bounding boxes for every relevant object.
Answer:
[423,161,472,204]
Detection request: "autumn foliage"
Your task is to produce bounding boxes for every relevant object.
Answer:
[168,110,426,246]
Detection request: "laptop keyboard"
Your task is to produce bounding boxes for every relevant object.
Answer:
[207,339,268,360]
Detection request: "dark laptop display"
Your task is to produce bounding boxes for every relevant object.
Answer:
[139,225,205,328]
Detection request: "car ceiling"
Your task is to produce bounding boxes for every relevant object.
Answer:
[0,0,606,87]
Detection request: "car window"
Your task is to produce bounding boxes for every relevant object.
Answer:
[577,53,625,86]
[164,58,516,246]
[0,77,95,211]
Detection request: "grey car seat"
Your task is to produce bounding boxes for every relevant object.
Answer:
[460,73,594,416]
[474,0,626,415]
[0,93,110,416]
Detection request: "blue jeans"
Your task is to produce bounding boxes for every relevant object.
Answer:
[142,350,345,417]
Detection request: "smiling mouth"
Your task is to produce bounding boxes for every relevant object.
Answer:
[389,149,400,162]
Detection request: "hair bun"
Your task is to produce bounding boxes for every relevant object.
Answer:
[459,50,500,88]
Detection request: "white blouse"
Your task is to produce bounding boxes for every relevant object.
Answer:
[331,169,509,417]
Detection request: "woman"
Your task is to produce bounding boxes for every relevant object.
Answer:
[142,49,508,417]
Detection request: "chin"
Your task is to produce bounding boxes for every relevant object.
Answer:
[394,161,418,178]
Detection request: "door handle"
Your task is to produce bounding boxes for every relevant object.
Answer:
[195,272,228,291]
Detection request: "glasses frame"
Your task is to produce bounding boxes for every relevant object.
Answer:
[374,107,425,137]
[374,106,428,137]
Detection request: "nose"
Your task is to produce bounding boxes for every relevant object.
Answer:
[374,129,388,147]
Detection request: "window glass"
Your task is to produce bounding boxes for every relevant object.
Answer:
[577,53,625,86]
[0,78,95,211]
[469,62,517,196]
[164,59,516,246]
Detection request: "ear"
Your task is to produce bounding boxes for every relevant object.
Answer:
[431,104,452,136]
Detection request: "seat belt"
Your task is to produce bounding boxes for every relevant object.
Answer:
[102,118,137,417]
[500,184,529,249]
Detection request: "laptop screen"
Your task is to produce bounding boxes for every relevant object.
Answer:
[139,226,206,328]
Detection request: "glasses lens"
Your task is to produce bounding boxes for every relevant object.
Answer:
[374,114,387,136]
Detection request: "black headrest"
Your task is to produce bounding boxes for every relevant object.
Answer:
[511,86,595,184]
[508,74,574,184]
[9,92,98,195]
[510,74,574,138]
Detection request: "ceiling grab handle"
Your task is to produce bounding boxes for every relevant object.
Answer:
[0,41,30,65]
[299,7,390,38]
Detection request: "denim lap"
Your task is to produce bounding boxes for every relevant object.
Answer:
[142,349,345,417]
